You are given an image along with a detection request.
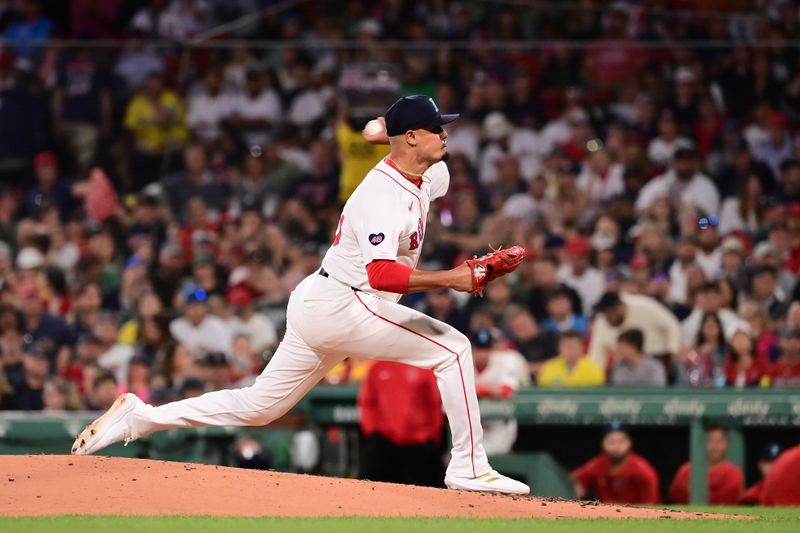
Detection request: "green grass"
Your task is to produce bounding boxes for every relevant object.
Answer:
[1,508,797,533]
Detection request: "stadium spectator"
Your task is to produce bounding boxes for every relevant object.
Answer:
[723,323,771,388]
[611,329,667,387]
[358,361,444,487]
[680,282,740,346]
[538,330,604,387]
[526,254,582,323]
[635,147,720,219]
[5,343,49,410]
[169,288,232,359]
[558,235,604,315]
[747,265,790,322]
[760,443,800,506]
[42,376,84,412]
[541,286,589,336]
[588,292,680,369]
[772,329,800,388]
[470,329,529,455]
[572,423,660,504]
[669,426,744,505]
[754,112,794,184]
[683,312,727,387]
[742,443,782,505]
[88,370,118,410]
[503,307,558,378]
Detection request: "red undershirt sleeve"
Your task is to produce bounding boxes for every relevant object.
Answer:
[366,260,413,294]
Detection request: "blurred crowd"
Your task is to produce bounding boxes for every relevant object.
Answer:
[3,0,800,413]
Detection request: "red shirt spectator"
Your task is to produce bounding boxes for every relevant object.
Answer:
[358,361,442,446]
[772,330,800,387]
[761,444,800,506]
[572,451,660,504]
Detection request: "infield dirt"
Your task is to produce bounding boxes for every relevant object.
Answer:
[0,455,739,519]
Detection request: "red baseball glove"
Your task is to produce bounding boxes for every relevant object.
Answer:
[464,245,526,296]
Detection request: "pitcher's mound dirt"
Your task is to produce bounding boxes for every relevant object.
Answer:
[1,455,729,519]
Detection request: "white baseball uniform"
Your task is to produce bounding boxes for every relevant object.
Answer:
[129,157,491,479]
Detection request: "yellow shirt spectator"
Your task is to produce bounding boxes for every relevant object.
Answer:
[538,331,605,387]
[124,84,189,153]
[336,122,390,202]
[538,356,605,387]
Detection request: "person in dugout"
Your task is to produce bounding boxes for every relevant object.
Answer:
[669,425,744,505]
[741,443,782,504]
[571,422,660,504]
[760,443,800,506]
[357,360,445,487]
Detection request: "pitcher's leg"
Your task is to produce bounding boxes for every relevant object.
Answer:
[323,291,490,479]
[132,327,344,438]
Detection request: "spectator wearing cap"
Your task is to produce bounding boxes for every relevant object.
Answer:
[4,341,49,410]
[23,152,78,221]
[169,287,232,359]
[723,323,770,388]
[358,361,444,487]
[742,443,782,504]
[754,112,794,184]
[635,146,720,220]
[669,426,744,505]
[748,265,790,322]
[719,237,747,285]
[470,328,529,455]
[226,284,277,355]
[718,173,769,235]
[538,330,604,387]
[589,291,680,370]
[504,307,558,378]
[572,423,660,504]
[197,351,233,391]
[15,246,45,282]
[772,329,800,387]
[479,112,541,185]
[558,235,604,315]
[18,280,75,373]
[760,443,800,506]
[611,329,667,387]
[541,287,589,336]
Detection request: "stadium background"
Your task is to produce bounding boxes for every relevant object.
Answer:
[1,0,800,506]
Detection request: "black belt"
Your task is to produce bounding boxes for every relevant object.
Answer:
[318,268,360,292]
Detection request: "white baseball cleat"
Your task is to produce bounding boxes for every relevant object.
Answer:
[445,470,530,495]
[71,393,145,456]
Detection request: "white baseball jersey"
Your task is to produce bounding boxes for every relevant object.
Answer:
[321,157,450,301]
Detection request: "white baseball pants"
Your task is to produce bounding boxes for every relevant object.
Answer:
[132,272,490,478]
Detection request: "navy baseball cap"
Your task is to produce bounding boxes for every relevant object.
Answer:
[384,95,459,136]
[469,329,494,349]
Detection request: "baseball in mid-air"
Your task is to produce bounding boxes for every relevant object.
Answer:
[364,119,384,136]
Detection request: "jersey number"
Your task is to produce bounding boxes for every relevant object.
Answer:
[332,215,345,245]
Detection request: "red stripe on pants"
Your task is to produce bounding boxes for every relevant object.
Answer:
[353,292,476,478]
